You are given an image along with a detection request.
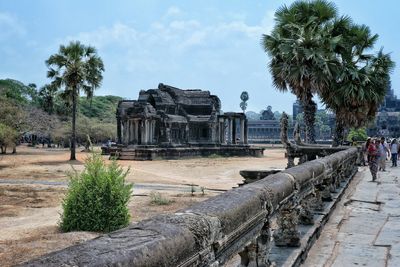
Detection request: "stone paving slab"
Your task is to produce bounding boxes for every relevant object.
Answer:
[304,163,400,267]
[375,216,400,246]
[331,243,388,267]
[388,244,400,267]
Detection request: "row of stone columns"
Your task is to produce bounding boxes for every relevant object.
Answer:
[121,118,156,145]
[219,117,248,144]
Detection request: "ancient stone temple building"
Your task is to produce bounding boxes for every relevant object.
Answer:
[116,83,248,147]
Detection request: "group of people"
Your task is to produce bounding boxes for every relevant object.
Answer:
[363,137,400,181]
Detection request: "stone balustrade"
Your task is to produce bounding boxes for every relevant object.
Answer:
[279,112,356,169]
[22,146,358,267]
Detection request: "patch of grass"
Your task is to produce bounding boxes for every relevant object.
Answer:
[149,191,173,205]
[207,153,223,159]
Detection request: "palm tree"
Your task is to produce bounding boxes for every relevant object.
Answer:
[262,0,340,143]
[46,41,104,160]
[38,84,58,114]
[320,21,394,146]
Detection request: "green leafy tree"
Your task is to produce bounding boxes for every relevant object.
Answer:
[262,0,340,143]
[79,95,123,123]
[46,41,104,160]
[347,128,368,142]
[0,123,18,154]
[0,79,39,105]
[60,153,132,232]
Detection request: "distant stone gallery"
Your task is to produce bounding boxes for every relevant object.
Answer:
[115,83,265,160]
[116,83,247,147]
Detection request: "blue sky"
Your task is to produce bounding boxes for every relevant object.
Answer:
[1,0,399,114]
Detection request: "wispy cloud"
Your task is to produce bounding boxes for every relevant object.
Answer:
[164,6,182,18]
[58,6,275,80]
[0,13,25,41]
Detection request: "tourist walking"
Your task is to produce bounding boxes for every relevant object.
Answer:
[390,139,399,167]
[368,139,379,181]
[363,138,371,166]
[379,137,390,171]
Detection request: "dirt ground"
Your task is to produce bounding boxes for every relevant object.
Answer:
[0,144,287,266]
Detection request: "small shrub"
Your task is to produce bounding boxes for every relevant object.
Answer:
[60,153,132,233]
[190,184,196,196]
[149,191,172,205]
[208,153,222,159]
[200,186,206,195]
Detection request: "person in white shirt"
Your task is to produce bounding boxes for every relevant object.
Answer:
[379,137,389,171]
[390,139,399,167]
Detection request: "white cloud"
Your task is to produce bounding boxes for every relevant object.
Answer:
[0,13,25,40]
[59,7,275,76]
[65,22,138,48]
[164,6,182,18]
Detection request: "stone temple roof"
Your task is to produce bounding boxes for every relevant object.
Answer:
[118,83,221,119]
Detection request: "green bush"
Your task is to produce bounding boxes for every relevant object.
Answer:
[60,153,133,232]
[347,127,368,142]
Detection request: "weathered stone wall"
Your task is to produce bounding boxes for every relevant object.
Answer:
[22,147,358,267]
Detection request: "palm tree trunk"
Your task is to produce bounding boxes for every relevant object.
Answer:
[301,94,317,144]
[333,118,345,147]
[70,88,77,160]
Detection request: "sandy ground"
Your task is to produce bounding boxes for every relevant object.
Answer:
[0,144,287,266]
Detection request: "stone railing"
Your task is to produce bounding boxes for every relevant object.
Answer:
[23,145,358,267]
[280,113,353,169]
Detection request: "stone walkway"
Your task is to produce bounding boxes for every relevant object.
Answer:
[304,163,400,267]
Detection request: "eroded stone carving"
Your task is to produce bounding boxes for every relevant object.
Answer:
[273,204,300,247]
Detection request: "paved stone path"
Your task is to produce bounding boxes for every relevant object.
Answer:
[304,163,400,267]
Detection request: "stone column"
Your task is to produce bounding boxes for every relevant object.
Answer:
[219,120,224,144]
[151,120,155,144]
[123,120,129,145]
[232,118,236,144]
[210,123,216,143]
[130,120,134,144]
[244,118,248,144]
[147,120,151,144]
[126,120,130,144]
[218,120,222,144]
[228,118,232,144]
[185,124,189,143]
[134,120,139,144]
[138,120,142,145]
[145,120,149,144]
[117,117,122,144]
[240,118,245,144]
[140,120,145,144]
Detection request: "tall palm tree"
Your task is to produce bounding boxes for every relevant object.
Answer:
[262,0,340,143]
[320,21,394,146]
[46,41,104,160]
